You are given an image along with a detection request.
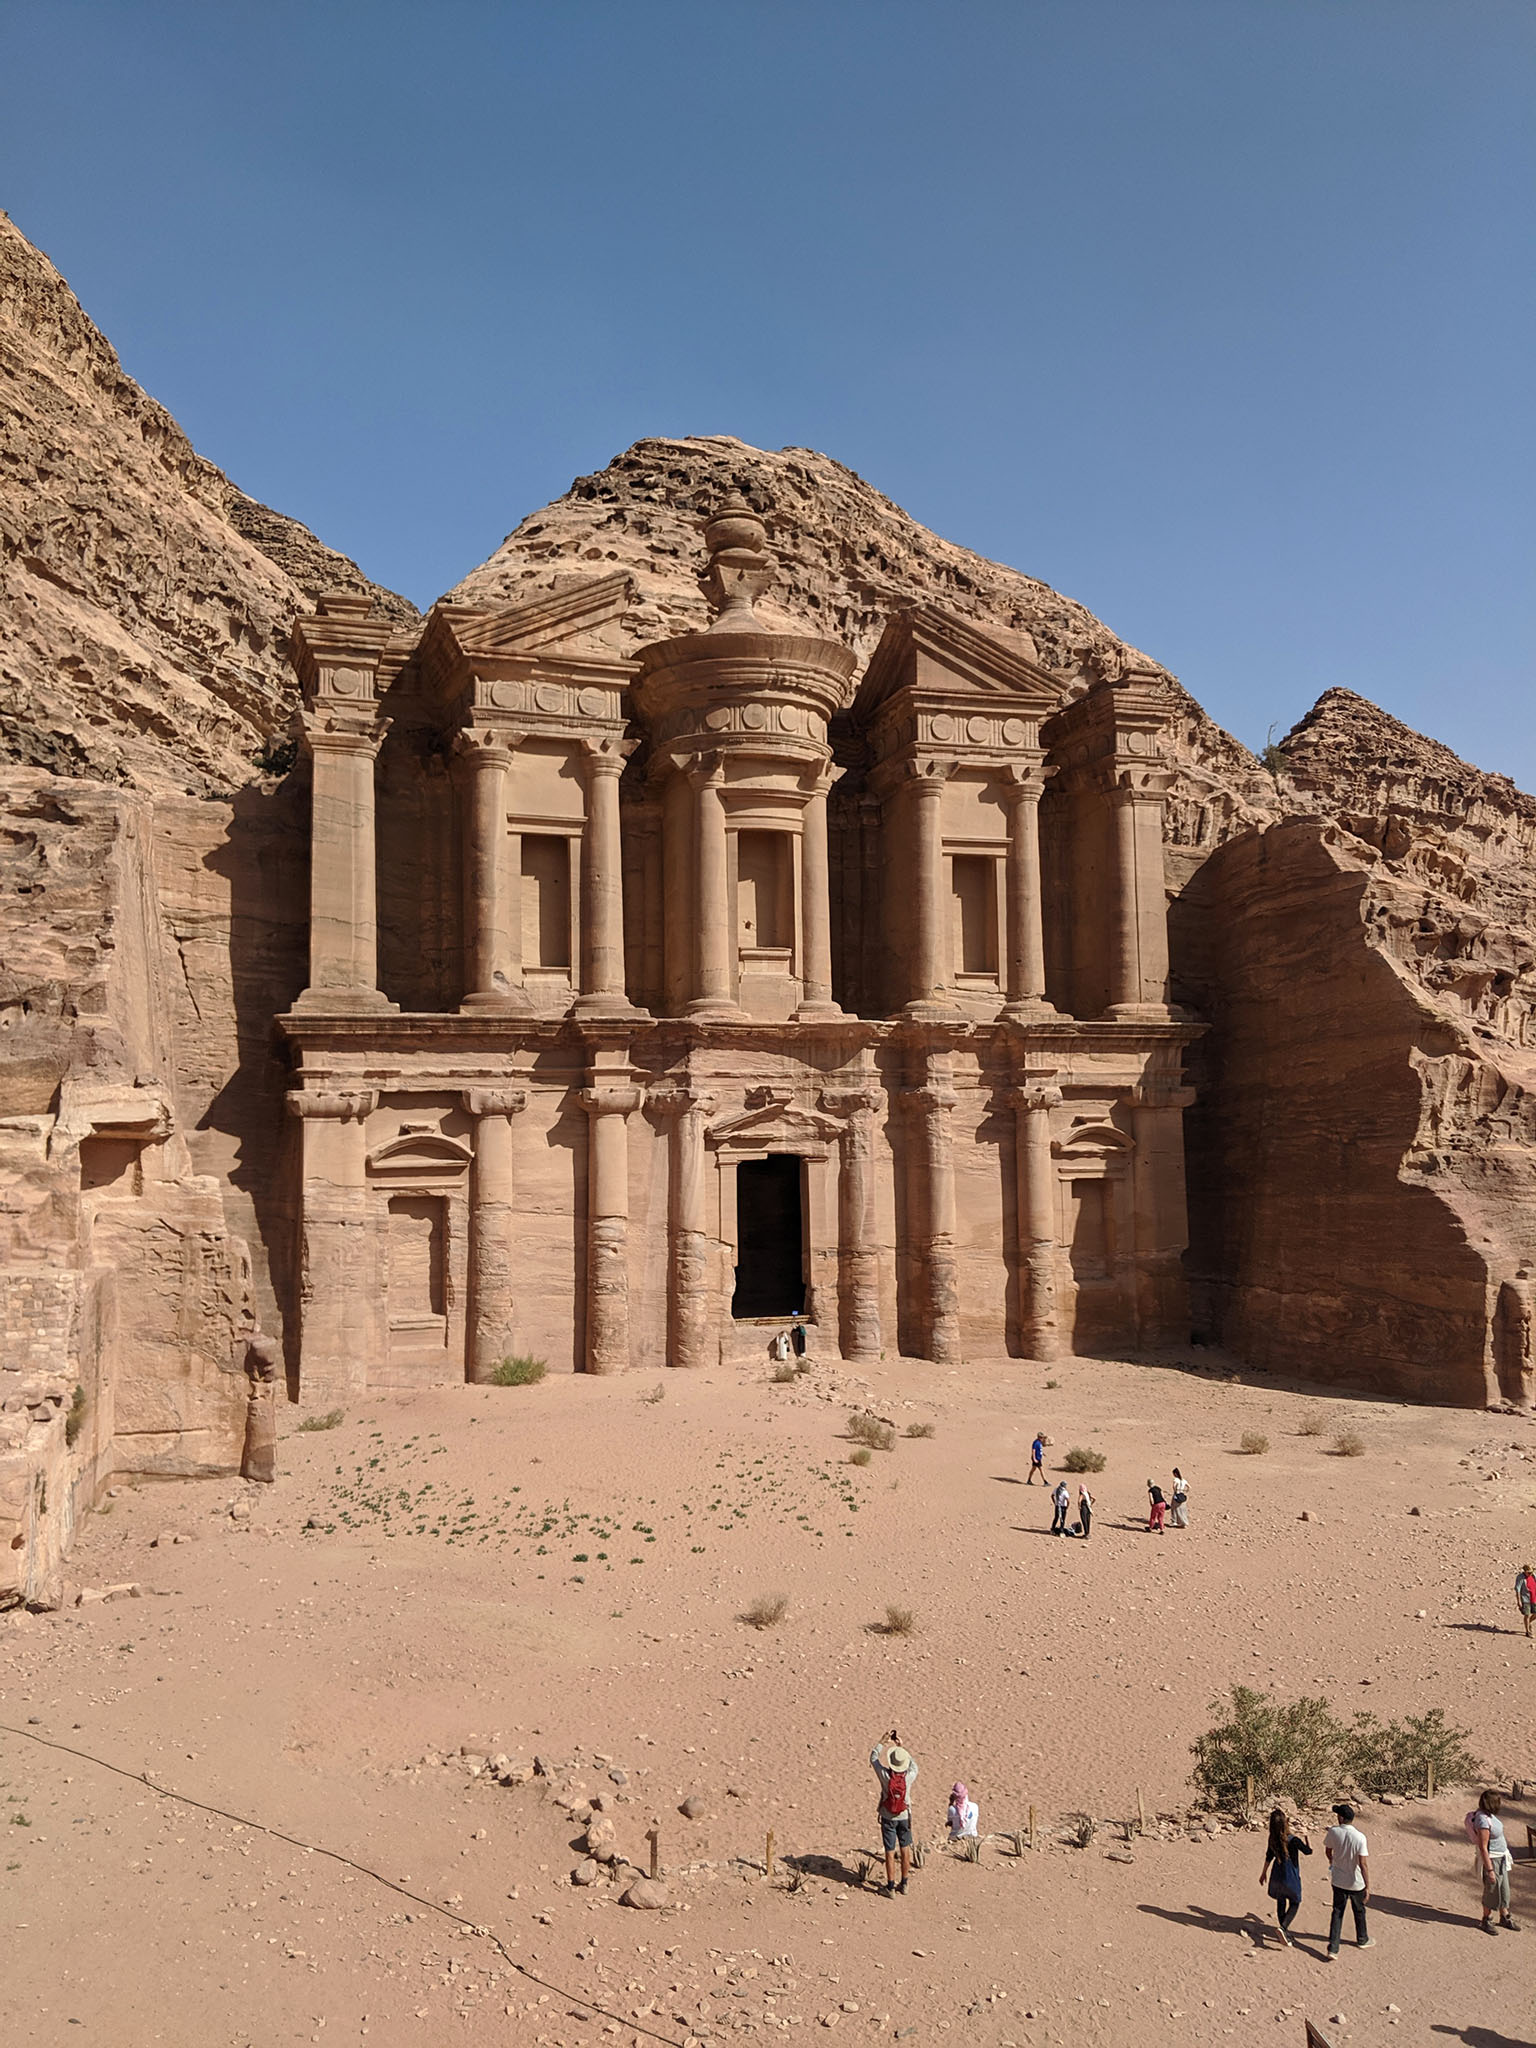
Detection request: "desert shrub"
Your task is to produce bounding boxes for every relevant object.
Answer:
[882,1604,917,1637]
[490,1355,547,1387]
[771,1360,798,1384]
[1296,1406,1327,1437]
[1239,1431,1269,1456]
[848,1448,872,1467]
[1044,1378,1060,1390]
[1332,1429,1366,1458]
[1191,1685,1347,1810]
[641,1381,666,1404]
[1062,1446,1106,1473]
[848,1411,896,1452]
[744,1591,789,1630]
[904,1421,936,1439]
[1344,1708,1479,1797]
[1066,1813,1097,1849]
[254,735,299,777]
[64,1385,87,1449]
[297,1407,345,1433]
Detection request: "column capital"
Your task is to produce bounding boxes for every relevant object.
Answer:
[905,755,957,790]
[821,1087,884,1120]
[999,763,1049,805]
[1009,1083,1064,1114]
[912,1083,958,1113]
[579,735,631,777]
[286,1087,378,1121]
[464,1087,528,1119]
[452,725,517,771]
[684,750,728,791]
[581,1084,645,1118]
[298,707,389,757]
[647,1082,720,1118]
[1106,764,1174,803]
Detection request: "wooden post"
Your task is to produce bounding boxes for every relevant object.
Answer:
[646,1826,660,1881]
[1426,1761,1436,1798]
[1029,1804,1037,1852]
[1136,1787,1146,1837]
[765,1828,775,1880]
[1245,1775,1255,1814]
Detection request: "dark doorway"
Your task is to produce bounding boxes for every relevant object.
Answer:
[732,1155,806,1318]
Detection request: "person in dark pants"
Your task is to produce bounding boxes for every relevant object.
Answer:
[1050,1479,1072,1534]
[1074,1484,1093,1538]
[1027,1433,1046,1484]
[1259,1806,1311,1946]
[1324,1802,1373,1958]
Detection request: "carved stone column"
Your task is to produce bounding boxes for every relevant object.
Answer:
[456,728,528,1012]
[1011,1078,1063,1362]
[824,1086,883,1361]
[916,1055,962,1364]
[581,1083,644,1372]
[1107,769,1172,1017]
[687,754,739,1018]
[1128,1074,1195,1342]
[796,769,842,1020]
[656,1084,719,1369]
[904,760,958,1017]
[575,739,633,1017]
[464,1087,528,1381]
[288,1087,377,1407]
[293,716,396,1014]
[1001,766,1053,1019]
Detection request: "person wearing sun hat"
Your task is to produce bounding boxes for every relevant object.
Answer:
[870,1730,919,1896]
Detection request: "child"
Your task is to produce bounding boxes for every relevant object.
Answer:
[947,1782,979,1843]
[1147,1480,1167,1533]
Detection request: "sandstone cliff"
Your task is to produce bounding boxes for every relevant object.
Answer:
[0,212,415,797]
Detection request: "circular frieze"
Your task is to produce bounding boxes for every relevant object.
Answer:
[534,682,565,714]
[489,680,524,711]
[967,714,991,745]
[577,686,606,717]
[930,713,956,743]
[1126,729,1146,755]
[742,703,768,730]
[778,705,802,734]
[1002,717,1027,746]
[326,667,367,698]
[704,705,733,731]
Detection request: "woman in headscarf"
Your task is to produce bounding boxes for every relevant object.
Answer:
[947,1782,979,1844]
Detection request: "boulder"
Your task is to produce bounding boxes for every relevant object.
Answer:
[621,1877,669,1910]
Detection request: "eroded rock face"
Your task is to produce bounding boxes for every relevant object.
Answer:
[0,211,415,797]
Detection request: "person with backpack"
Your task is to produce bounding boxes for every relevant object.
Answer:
[1074,1483,1094,1538]
[1169,1469,1190,1528]
[1516,1563,1536,1639]
[870,1730,918,1896]
[1259,1806,1311,1946]
[1468,1790,1519,1933]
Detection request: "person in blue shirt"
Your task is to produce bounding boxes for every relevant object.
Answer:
[1027,1433,1045,1484]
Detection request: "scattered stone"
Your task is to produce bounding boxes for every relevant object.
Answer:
[573,1860,601,1886]
[621,1876,669,1910]
[680,1795,708,1821]
[608,1767,629,1787]
[75,1582,140,1605]
[1408,1505,1421,1515]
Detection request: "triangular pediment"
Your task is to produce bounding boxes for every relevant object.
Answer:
[367,1130,474,1171]
[417,572,638,694]
[707,1099,845,1150]
[853,604,1067,725]
[1052,1121,1135,1159]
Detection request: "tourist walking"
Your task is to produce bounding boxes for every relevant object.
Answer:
[1516,1562,1536,1639]
[947,1782,979,1844]
[1169,1469,1190,1527]
[1323,1803,1373,1957]
[870,1731,917,1897]
[1468,1790,1520,1933]
[1050,1479,1072,1535]
[1074,1483,1094,1538]
[1259,1806,1311,1946]
[1147,1480,1167,1533]
[1027,1433,1046,1484]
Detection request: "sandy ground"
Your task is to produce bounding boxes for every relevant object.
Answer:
[3,1350,1534,2048]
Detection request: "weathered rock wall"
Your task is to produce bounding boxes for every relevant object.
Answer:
[0,772,254,1604]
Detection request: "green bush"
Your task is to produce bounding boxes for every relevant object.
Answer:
[905,1421,936,1439]
[1062,1446,1106,1473]
[297,1407,345,1433]
[1333,1429,1366,1458]
[1239,1431,1269,1455]
[771,1360,798,1384]
[64,1385,87,1449]
[1345,1708,1479,1797]
[848,1447,873,1467]
[490,1355,547,1387]
[1191,1685,1346,1810]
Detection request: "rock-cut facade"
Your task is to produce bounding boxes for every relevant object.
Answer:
[283,499,1197,1397]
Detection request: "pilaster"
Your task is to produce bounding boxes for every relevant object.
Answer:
[464,1086,528,1380]
[580,1077,644,1372]
[287,1087,377,1407]
[1009,1074,1064,1361]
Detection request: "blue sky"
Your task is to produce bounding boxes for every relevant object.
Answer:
[3,1,1532,780]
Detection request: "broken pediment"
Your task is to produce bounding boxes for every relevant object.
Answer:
[367,1128,474,1172]
[852,604,1068,728]
[1052,1121,1136,1160]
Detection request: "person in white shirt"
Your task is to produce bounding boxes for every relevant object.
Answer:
[947,1782,979,1843]
[1470,1789,1519,1933]
[1050,1479,1072,1535]
[1323,1802,1374,1957]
